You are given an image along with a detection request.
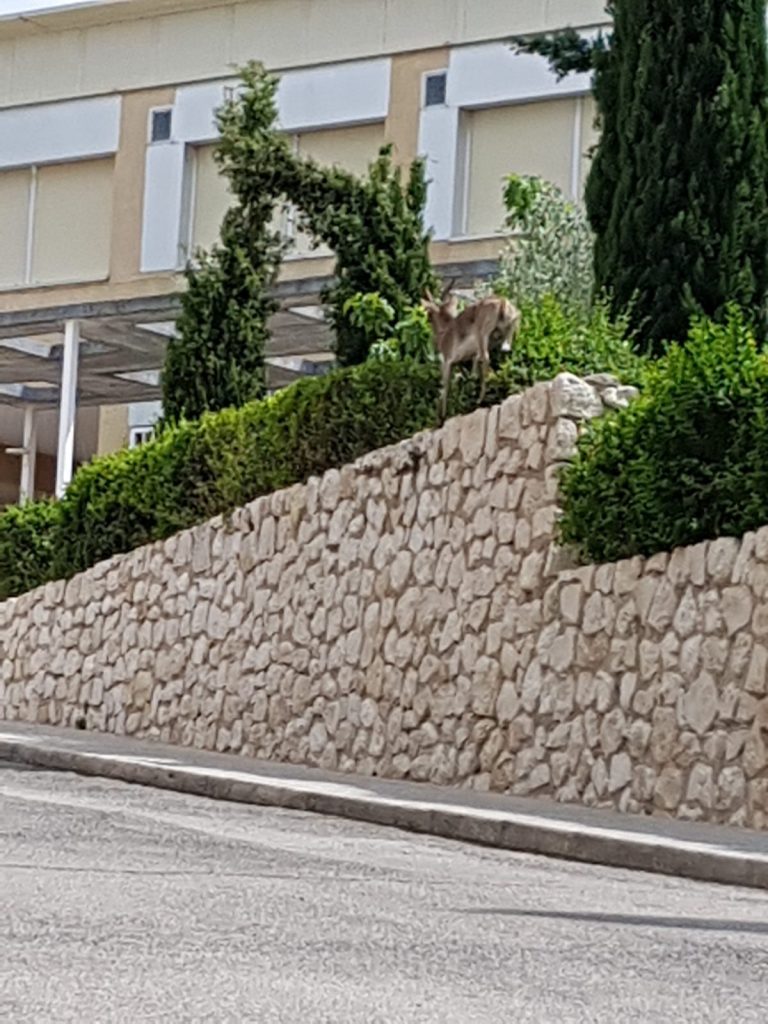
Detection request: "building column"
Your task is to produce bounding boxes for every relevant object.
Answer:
[55,319,80,498]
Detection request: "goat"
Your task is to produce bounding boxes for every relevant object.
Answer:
[423,286,521,421]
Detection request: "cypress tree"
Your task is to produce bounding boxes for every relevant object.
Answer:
[587,0,768,352]
[162,73,285,422]
[162,208,280,422]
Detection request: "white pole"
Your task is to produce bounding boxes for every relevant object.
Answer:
[571,96,585,199]
[55,319,80,498]
[19,406,37,504]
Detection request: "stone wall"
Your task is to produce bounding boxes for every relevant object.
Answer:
[3,373,768,829]
[533,535,768,828]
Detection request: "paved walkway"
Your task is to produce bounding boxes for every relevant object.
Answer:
[2,721,768,890]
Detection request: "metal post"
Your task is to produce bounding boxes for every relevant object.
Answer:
[19,406,37,503]
[55,319,80,498]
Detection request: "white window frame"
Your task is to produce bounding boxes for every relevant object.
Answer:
[128,425,155,448]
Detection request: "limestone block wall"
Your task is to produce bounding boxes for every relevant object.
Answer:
[531,535,768,828]
[3,372,768,829]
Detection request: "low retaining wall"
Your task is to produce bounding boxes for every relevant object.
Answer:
[2,374,767,828]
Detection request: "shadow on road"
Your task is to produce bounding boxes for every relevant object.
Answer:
[460,907,768,936]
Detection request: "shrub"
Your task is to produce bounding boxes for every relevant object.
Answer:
[0,500,60,601]
[495,175,595,314]
[218,63,437,367]
[1,360,494,594]
[559,307,768,563]
[496,295,643,392]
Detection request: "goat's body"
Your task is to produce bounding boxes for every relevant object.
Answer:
[425,294,521,420]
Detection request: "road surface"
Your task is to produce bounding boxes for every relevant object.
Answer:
[2,761,768,1023]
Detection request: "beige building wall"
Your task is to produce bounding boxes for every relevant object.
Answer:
[0,0,608,470]
[386,49,449,167]
[111,87,176,284]
[0,0,608,109]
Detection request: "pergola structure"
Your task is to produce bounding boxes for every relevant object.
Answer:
[0,259,497,503]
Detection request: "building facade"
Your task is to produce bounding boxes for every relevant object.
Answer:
[0,0,606,505]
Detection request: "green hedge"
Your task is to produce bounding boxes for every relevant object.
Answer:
[559,308,768,563]
[0,297,640,600]
[0,360,484,599]
[0,500,60,600]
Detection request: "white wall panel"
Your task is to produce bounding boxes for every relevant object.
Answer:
[448,42,592,109]
[277,59,390,132]
[174,58,391,144]
[0,95,121,170]
[140,143,187,273]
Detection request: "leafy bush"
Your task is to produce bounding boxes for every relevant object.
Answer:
[559,307,768,563]
[345,292,436,365]
[0,501,60,601]
[496,295,643,392]
[495,175,595,313]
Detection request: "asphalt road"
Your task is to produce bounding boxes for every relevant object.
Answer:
[2,763,768,1024]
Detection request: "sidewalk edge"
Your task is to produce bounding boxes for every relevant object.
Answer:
[3,737,767,890]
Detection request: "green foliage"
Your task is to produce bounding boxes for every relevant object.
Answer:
[344,292,396,341]
[559,308,768,563]
[512,26,611,79]
[217,62,437,366]
[497,175,594,313]
[586,0,768,352]
[345,292,436,364]
[163,211,280,422]
[0,500,60,601]
[163,68,285,421]
[495,295,642,393]
[1,360,502,595]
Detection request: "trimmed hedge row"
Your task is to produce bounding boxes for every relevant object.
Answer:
[0,360,478,600]
[559,308,768,563]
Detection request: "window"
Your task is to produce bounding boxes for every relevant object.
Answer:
[188,143,286,255]
[150,108,173,144]
[0,169,31,288]
[129,426,154,448]
[0,157,114,288]
[463,98,578,237]
[424,71,447,108]
[190,144,231,252]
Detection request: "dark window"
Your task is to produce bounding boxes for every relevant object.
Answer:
[425,73,447,107]
[151,109,173,143]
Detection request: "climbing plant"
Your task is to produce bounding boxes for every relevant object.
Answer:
[216,61,438,366]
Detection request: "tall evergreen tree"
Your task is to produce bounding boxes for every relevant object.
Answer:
[517,1,768,353]
[162,74,284,422]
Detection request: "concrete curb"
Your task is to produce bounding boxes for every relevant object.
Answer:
[3,728,768,890]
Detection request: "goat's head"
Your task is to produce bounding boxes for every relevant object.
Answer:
[422,279,458,325]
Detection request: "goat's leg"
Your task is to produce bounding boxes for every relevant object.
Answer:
[440,359,452,422]
[478,358,488,405]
